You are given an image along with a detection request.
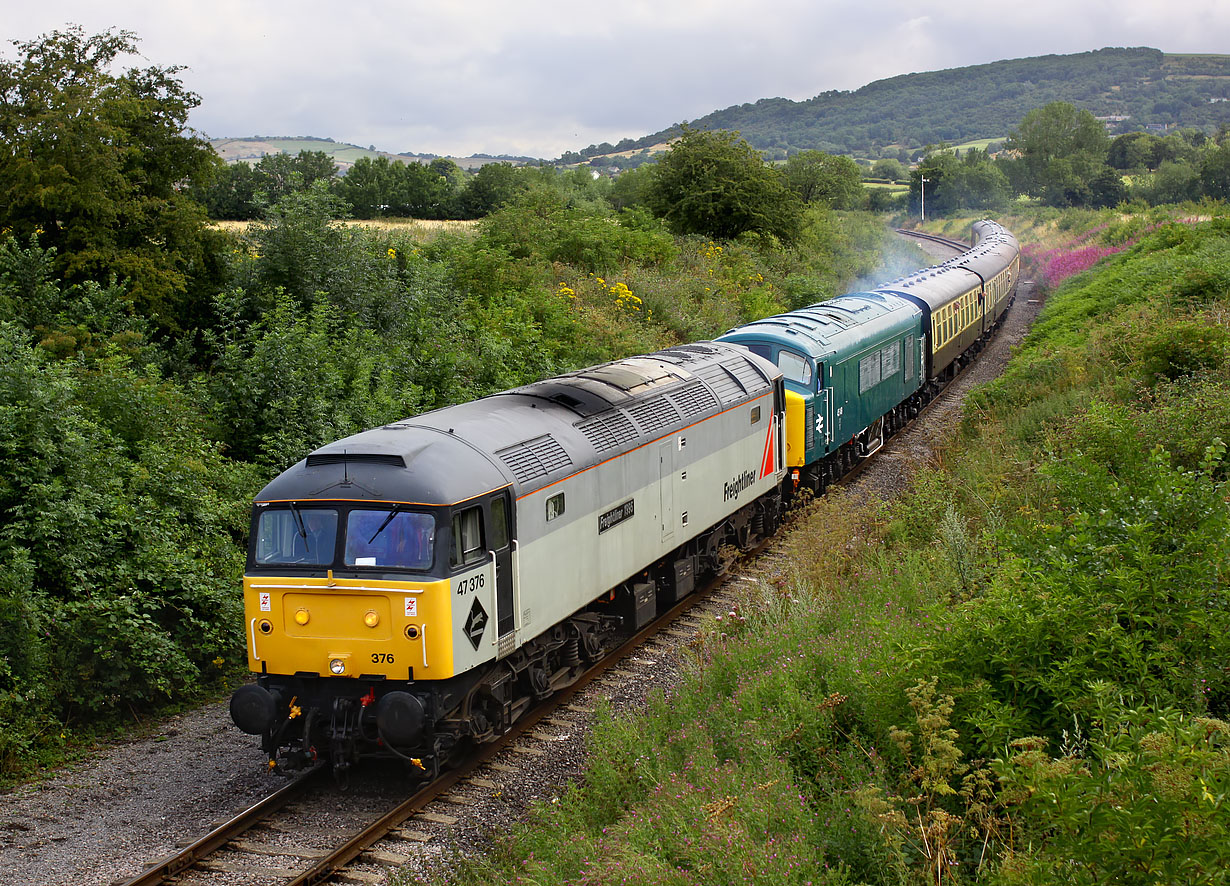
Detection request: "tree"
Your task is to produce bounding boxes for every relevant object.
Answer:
[458,163,530,218]
[1200,142,1230,201]
[782,150,865,208]
[1005,102,1111,203]
[871,158,907,182]
[0,27,220,331]
[910,150,1009,215]
[645,128,802,242]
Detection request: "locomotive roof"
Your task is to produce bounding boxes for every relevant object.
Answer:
[255,341,781,506]
[715,291,922,362]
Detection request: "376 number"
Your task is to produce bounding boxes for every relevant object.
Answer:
[371,653,395,664]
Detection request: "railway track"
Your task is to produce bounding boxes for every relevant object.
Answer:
[894,227,970,255]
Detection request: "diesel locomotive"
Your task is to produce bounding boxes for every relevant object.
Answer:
[229,220,1019,774]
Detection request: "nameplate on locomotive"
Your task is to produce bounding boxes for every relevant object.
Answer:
[598,499,635,534]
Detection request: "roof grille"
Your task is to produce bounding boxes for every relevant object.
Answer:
[577,412,639,454]
[669,382,720,418]
[695,365,746,405]
[627,396,681,434]
[497,435,572,484]
[306,453,406,468]
[725,357,772,393]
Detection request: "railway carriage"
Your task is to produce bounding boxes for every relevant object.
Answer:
[873,219,1020,386]
[231,341,787,772]
[717,219,1019,493]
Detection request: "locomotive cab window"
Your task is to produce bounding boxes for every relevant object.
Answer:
[450,506,485,568]
[546,493,565,522]
[776,349,813,386]
[750,405,761,424]
[255,507,339,567]
[345,509,434,570]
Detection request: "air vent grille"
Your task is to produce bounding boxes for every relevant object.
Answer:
[496,435,572,484]
[724,357,771,393]
[669,382,719,418]
[695,365,745,406]
[628,397,681,434]
[577,412,639,454]
[306,453,405,468]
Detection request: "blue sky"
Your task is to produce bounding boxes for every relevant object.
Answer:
[5,0,1229,158]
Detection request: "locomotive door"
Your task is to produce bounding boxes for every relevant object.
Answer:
[659,439,675,543]
[489,491,515,642]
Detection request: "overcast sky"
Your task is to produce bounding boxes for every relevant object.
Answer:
[5,1,1229,159]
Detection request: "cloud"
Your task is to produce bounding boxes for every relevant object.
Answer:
[3,0,1228,158]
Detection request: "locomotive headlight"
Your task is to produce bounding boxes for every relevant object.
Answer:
[294,608,310,626]
[363,610,380,628]
[329,658,346,675]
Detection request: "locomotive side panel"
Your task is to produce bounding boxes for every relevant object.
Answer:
[511,391,781,641]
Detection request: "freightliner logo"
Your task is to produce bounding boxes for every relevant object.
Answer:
[723,469,757,502]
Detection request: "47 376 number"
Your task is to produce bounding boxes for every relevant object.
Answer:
[456,573,485,595]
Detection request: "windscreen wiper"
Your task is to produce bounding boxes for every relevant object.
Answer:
[288,501,309,550]
[368,504,403,544]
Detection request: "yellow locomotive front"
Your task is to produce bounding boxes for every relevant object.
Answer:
[242,503,455,682]
[228,428,516,774]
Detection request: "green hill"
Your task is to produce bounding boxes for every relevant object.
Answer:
[574,47,1230,164]
[208,135,534,172]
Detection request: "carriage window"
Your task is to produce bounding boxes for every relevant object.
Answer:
[750,406,761,424]
[546,493,565,522]
[450,506,485,568]
[255,508,338,566]
[776,349,813,385]
[905,336,915,380]
[345,509,434,570]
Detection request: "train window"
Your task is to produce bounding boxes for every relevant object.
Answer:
[881,342,901,378]
[255,508,338,566]
[750,406,761,424]
[345,509,434,570]
[858,352,881,393]
[546,493,565,522]
[776,350,812,385]
[743,342,770,361]
[449,507,485,568]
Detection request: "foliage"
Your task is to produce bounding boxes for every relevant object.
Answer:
[994,706,1230,885]
[911,149,1010,214]
[645,128,803,243]
[0,26,222,332]
[782,150,865,208]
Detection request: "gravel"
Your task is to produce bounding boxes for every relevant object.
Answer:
[0,247,1043,886]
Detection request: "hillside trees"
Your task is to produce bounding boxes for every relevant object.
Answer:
[0,27,222,331]
[333,155,460,218]
[910,148,1009,214]
[781,150,865,208]
[645,128,802,242]
[1002,102,1123,207]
